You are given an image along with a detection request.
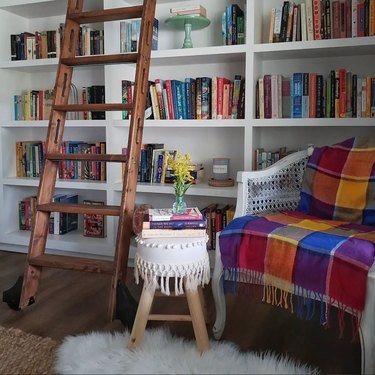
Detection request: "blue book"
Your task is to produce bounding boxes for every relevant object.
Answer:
[175,81,184,119]
[143,219,207,229]
[292,73,303,118]
[201,77,211,119]
[185,78,192,119]
[171,80,180,120]
[302,73,309,118]
[59,194,79,234]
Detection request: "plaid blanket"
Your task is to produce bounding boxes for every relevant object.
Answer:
[297,137,375,225]
[219,210,375,333]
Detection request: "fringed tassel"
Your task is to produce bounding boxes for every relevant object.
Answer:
[134,255,209,295]
[351,311,361,343]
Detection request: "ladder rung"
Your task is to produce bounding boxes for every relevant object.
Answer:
[68,6,143,24]
[38,203,121,216]
[61,53,137,66]
[28,254,114,274]
[53,103,132,112]
[46,153,127,162]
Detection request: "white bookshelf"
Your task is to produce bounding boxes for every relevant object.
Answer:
[0,0,373,258]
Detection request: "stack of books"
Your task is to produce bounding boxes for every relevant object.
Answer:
[141,207,207,238]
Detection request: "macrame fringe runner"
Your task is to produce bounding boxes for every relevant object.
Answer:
[224,267,362,341]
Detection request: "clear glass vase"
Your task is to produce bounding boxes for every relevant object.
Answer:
[172,194,187,214]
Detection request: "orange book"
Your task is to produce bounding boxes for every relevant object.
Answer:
[338,68,347,118]
[309,72,317,118]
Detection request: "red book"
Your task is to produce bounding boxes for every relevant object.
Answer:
[332,0,341,38]
[164,80,174,120]
[312,0,322,39]
[263,74,272,119]
[339,68,347,118]
[217,77,231,119]
[309,72,317,118]
[357,2,365,37]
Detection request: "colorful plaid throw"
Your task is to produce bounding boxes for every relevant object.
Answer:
[297,137,375,225]
[219,211,375,334]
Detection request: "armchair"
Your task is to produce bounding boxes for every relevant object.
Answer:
[212,139,375,375]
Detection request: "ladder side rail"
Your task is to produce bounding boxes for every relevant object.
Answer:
[19,2,83,309]
[109,0,157,320]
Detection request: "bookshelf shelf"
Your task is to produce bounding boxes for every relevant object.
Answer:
[253,118,375,127]
[112,119,247,128]
[113,181,238,198]
[254,37,375,60]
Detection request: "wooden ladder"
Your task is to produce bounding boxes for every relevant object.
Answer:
[18,0,156,321]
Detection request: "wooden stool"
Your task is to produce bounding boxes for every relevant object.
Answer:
[128,235,210,353]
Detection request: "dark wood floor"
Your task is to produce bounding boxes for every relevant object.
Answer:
[0,250,360,374]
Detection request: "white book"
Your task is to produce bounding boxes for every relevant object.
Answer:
[352,0,358,37]
[273,6,283,42]
[361,79,367,117]
[305,0,314,41]
[271,75,278,119]
[300,3,307,41]
[269,8,276,43]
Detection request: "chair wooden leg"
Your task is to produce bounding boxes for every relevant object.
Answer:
[128,287,155,351]
[185,288,210,353]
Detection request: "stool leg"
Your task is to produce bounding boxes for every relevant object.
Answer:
[185,288,210,353]
[198,287,209,323]
[128,287,155,351]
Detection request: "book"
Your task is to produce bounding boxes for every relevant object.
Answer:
[141,228,207,238]
[59,194,79,235]
[142,218,207,230]
[83,200,106,238]
[170,5,207,17]
[148,207,203,221]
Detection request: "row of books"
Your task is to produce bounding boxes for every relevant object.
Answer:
[269,0,375,44]
[122,75,245,121]
[13,85,105,121]
[222,4,245,45]
[140,205,236,250]
[13,89,54,121]
[121,145,203,185]
[15,140,106,181]
[18,194,78,235]
[255,70,375,119]
[10,28,62,61]
[10,24,104,61]
[120,18,159,53]
[253,147,294,170]
[19,195,106,238]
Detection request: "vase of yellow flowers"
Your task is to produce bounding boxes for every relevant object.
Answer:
[167,151,194,214]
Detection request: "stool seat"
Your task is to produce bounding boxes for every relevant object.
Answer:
[128,234,211,353]
[134,235,210,296]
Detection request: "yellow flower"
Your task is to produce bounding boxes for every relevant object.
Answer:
[167,152,194,197]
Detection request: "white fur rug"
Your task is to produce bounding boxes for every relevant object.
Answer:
[55,328,319,374]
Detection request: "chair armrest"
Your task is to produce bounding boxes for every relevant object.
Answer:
[234,149,309,218]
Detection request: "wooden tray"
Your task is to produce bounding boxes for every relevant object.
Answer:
[208,178,234,187]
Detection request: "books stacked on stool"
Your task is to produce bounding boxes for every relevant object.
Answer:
[140,206,207,238]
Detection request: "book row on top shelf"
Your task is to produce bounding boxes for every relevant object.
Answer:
[268,0,375,44]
